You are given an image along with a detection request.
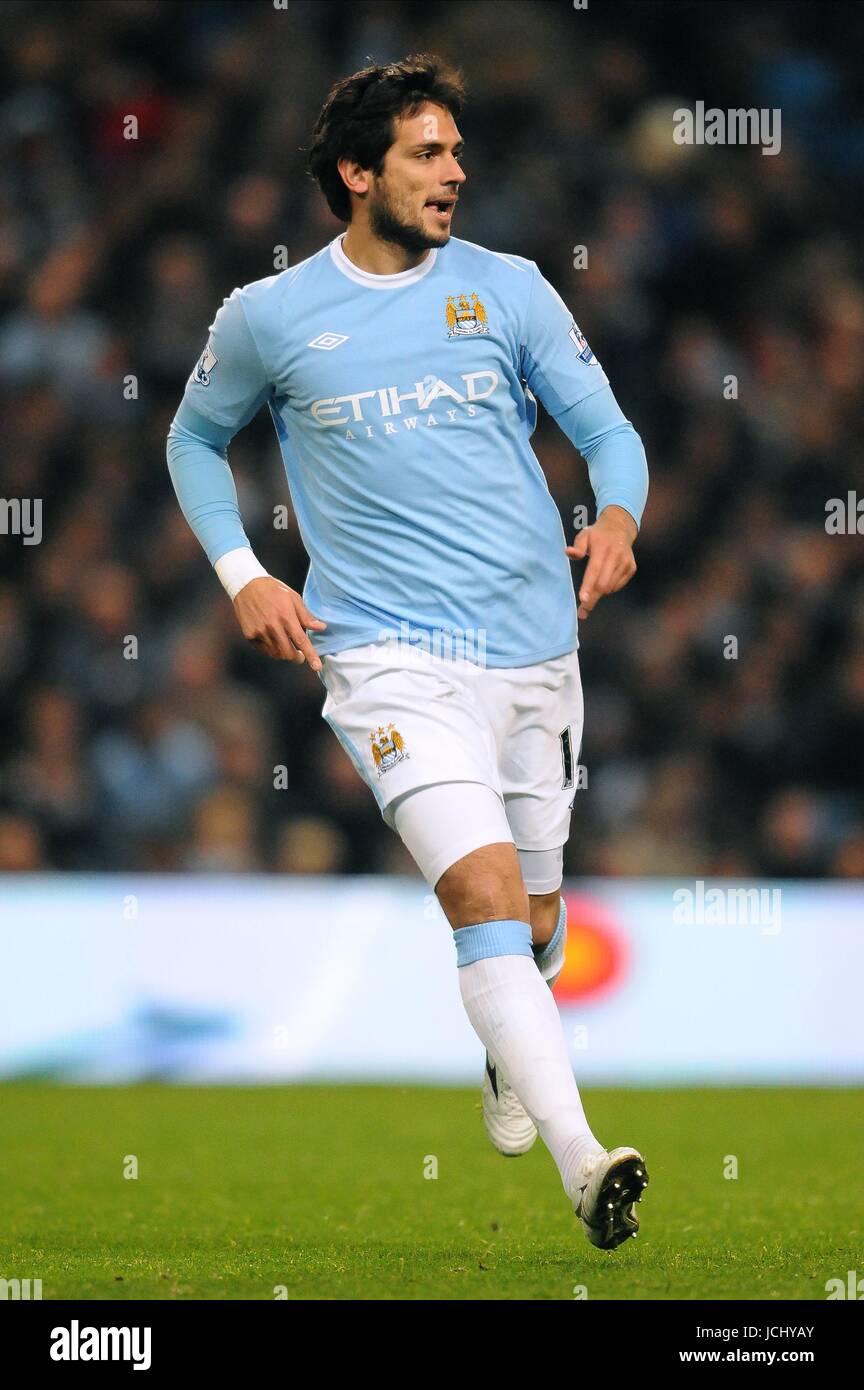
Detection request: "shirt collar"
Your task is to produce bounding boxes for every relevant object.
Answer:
[329,232,438,289]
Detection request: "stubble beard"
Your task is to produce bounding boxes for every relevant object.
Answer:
[368,181,449,254]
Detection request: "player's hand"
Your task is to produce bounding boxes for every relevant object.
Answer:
[233,577,327,668]
[565,505,638,619]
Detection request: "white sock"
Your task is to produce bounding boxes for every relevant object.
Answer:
[456,919,605,1198]
[532,894,567,987]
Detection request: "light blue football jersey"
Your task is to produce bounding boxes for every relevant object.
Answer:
[169,233,648,667]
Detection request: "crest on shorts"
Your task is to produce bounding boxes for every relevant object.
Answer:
[446,292,489,338]
[370,723,409,776]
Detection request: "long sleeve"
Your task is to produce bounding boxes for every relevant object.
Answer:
[520,264,649,529]
[166,287,273,571]
[166,408,250,565]
[553,385,649,529]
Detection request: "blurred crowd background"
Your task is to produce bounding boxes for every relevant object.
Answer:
[0,0,862,878]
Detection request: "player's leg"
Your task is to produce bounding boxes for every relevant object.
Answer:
[514,846,649,1247]
[490,651,586,1007]
[456,848,567,1155]
[392,784,609,1202]
[474,854,568,1156]
[521,851,567,981]
[481,651,649,1245]
[318,640,647,1243]
[434,839,566,1154]
[433,839,529,926]
[528,888,560,949]
[427,831,560,954]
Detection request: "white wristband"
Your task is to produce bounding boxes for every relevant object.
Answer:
[214,547,270,601]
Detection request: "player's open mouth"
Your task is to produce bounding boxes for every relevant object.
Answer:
[426,198,457,222]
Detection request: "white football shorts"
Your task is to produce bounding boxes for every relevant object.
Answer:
[318,637,584,891]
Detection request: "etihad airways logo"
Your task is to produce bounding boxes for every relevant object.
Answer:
[310,370,499,430]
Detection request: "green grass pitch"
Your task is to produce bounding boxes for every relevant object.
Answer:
[1,1084,860,1300]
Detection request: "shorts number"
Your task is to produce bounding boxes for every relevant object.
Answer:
[559,725,574,790]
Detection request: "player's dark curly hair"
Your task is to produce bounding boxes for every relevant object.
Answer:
[307,54,466,222]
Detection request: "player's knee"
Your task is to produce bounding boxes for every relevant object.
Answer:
[436,841,528,929]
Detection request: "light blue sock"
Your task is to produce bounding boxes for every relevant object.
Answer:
[454,918,533,967]
[532,896,567,984]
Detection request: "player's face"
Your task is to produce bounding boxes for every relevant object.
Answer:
[368,102,466,253]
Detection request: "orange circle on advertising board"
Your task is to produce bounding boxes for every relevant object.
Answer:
[554,891,629,1003]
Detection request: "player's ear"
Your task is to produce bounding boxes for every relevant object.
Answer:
[337,157,369,200]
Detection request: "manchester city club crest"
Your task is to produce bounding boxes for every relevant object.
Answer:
[370,723,409,776]
[446,292,489,338]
